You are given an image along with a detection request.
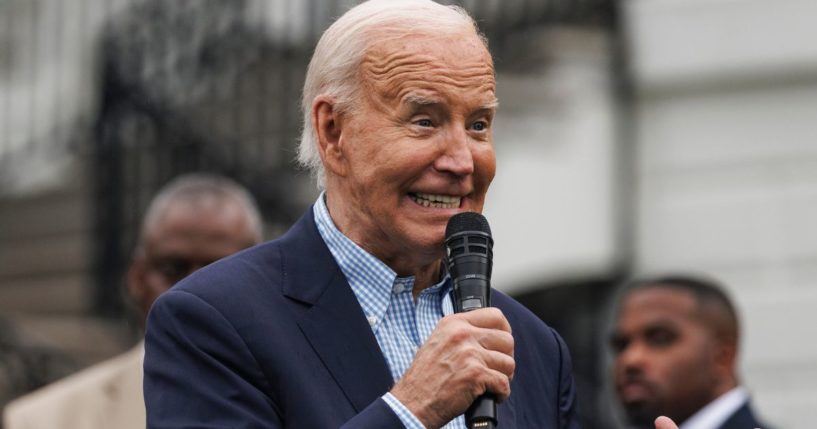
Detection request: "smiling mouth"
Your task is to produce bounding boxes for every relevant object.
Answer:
[409,192,462,209]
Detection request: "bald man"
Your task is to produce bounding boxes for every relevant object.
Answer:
[3,174,263,429]
[610,275,771,429]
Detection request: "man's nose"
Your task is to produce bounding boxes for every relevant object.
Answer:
[619,342,649,372]
[433,126,474,176]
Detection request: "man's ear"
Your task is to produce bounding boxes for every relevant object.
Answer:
[312,96,348,177]
[713,340,738,380]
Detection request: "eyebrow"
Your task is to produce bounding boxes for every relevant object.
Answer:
[643,319,679,331]
[403,94,441,106]
[478,99,499,111]
[402,93,499,112]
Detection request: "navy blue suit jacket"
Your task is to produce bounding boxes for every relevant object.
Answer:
[144,207,580,428]
[720,402,769,429]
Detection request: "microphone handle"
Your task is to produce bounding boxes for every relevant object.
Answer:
[455,279,497,429]
[466,392,496,429]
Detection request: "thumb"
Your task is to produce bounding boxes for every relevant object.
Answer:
[655,416,679,429]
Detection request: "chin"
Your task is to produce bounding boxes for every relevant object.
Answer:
[415,235,446,255]
[405,231,446,258]
[624,405,660,429]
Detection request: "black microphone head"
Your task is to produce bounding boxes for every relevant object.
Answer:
[445,212,493,312]
[445,212,491,239]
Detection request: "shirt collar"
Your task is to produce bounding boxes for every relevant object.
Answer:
[680,387,749,429]
[314,193,394,328]
[313,193,454,325]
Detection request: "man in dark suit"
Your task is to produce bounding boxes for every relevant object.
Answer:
[610,275,771,429]
[143,1,581,428]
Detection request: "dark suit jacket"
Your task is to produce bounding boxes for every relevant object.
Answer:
[720,402,769,429]
[144,207,581,428]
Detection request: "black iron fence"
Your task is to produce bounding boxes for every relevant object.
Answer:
[89,0,614,316]
[0,0,614,315]
[90,0,317,316]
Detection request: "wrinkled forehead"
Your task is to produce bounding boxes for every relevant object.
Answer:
[359,30,496,101]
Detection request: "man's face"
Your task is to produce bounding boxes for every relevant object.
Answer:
[326,31,497,270]
[611,288,722,427]
[128,200,258,320]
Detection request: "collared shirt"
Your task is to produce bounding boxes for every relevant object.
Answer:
[680,387,750,429]
[314,194,464,429]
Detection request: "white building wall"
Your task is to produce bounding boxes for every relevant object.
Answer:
[626,1,817,427]
[486,28,619,294]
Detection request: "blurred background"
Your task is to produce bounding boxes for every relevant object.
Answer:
[0,0,815,427]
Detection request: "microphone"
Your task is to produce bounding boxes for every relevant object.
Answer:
[444,212,497,429]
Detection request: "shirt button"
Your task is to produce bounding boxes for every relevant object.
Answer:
[393,283,405,294]
[366,315,378,327]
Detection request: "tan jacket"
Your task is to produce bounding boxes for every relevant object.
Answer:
[3,343,145,429]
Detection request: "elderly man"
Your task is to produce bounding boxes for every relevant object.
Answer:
[144,1,580,428]
[3,174,262,429]
[610,275,771,429]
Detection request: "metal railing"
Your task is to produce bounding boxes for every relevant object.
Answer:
[0,0,614,316]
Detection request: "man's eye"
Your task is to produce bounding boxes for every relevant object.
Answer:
[646,329,677,347]
[415,119,433,127]
[152,259,193,283]
[610,335,629,354]
[471,121,488,131]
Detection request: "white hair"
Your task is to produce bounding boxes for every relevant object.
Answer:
[297,0,487,188]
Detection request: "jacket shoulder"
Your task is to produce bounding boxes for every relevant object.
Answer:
[492,290,555,338]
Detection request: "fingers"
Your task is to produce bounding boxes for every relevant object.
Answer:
[441,310,515,399]
[452,307,512,333]
[480,356,514,402]
[442,308,513,354]
[475,328,514,356]
[482,348,515,379]
[457,350,513,401]
[390,308,516,427]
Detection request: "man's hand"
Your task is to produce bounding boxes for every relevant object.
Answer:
[390,308,515,429]
[655,416,678,429]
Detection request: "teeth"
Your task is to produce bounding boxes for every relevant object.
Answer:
[411,193,461,208]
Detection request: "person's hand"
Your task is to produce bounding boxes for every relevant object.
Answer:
[655,416,678,429]
[390,307,515,429]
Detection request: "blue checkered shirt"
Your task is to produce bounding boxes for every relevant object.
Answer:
[314,194,466,429]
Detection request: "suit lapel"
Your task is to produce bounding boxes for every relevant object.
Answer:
[280,209,393,412]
